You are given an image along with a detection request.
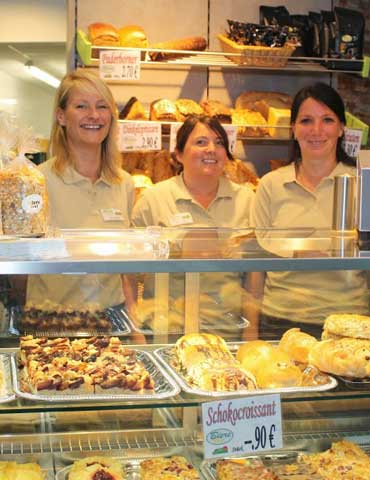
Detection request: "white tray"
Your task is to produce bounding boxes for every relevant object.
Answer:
[154,344,338,397]
[11,350,180,402]
[0,353,16,403]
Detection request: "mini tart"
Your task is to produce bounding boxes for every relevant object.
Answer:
[69,456,124,480]
[216,458,277,480]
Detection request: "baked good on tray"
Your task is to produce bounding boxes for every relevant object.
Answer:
[216,458,278,479]
[322,313,370,340]
[19,335,155,394]
[140,456,200,479]
[174,333,257,391]
[69,456,124,480]
[0,461,44,480]
[279,328,318,364]
[21,301,111,332]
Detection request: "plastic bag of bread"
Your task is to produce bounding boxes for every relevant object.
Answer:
[0,156,48,236]
[0,113,48,236]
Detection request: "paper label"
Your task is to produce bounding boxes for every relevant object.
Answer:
[119,121,162,151]
[100,208,124,222]
[169,212,194,226]
[22,194,43,214]
[99,50,141,81]
[344,127,363,157]
[169,122,183,152]
[202,394,283,459]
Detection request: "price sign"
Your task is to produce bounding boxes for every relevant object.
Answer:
[169,122,183,152]
[119,121,162,151]
[202,394,282,459]
[344,127,363,158]
[99,50,141,81]
[222,124,238,154]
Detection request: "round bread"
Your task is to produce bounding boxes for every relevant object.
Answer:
[236,340,275,376]
[118,25,148,48]
[323,314,370,340]
[255,350,303,388]
[279,328,318,364]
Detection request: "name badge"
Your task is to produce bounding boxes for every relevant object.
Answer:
[100,208,124,222]
[169,212,194,226]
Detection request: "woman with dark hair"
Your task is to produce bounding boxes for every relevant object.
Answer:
[129,114,255,338]
[251,82,368,339]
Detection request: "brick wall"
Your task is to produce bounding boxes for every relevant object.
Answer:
[337,0,370,144]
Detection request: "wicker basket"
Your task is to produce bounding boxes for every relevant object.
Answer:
[218,34,296,67]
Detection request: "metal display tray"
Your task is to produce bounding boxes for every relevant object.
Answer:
[11,350,180,402]
[0,453,53,480]
[0,353,16,403]
[154,344,338,397]
[55,451,200,480]
[336,375,370,390]
[8,304,131,337]
[122,305,249,335]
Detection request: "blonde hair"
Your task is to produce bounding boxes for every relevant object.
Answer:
[49,68,123,183]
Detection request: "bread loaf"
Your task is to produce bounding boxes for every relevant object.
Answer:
[223,159,259,187]
[175,98,203,121]
[118,24,148,48]
[231,108,268,136]
[235,91,292,111]
[150,36,207,60]
[119,97,147,120]
[88,22,120,46]
[200,99,232,123]
[150,99,179,122]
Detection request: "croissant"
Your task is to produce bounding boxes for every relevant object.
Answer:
[308,338,370,378]
[323,313,370,340]
[279,328,318,364]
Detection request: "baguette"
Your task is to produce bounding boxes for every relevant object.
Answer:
[150,36,207,60]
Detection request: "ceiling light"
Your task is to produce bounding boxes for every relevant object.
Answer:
[24,61,60,88]
[0,99,17,105]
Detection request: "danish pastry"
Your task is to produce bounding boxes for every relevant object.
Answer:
[69,456,124,480]
[279,328,318,364]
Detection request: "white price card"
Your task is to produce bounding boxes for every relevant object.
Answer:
[202,394,282,459]
[99,50,141,81]
[222,124,238,154]
[119,121,162,151]
[169,122,183,152]
[344,127,363,158]
[169,122,238,153]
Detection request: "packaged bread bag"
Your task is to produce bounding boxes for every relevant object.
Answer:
[0,114,48,236]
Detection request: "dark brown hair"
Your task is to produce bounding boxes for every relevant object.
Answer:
[289,82,354,166]
[174,115,233,172]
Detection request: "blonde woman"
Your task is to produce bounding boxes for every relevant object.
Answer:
[26,69,134,311]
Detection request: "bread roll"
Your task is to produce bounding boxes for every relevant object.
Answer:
[279,328,318,364]
[309,338,370,378]
[150,36,207,60]
[255,351,303,388]
[118,25,148,48]
[323,313,370,340]
[88,22,120,46]
[236,340,275,375]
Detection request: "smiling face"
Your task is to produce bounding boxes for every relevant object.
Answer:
[292,97,344,163]
[56,87,112,149]
[176,122,228,182]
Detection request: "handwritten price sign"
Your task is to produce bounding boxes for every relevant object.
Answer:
[119,121,162,151]
[202,394,282,459]
[344,128,363,158]
[99,50,141,81]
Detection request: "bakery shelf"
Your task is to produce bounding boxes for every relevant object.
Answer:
[76,30,370,77]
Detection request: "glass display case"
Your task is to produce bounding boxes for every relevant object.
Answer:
[0,227,370,476]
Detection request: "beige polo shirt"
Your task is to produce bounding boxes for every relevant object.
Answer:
[131,174,255,335]
[251,162,369,324]
[27,158,135,309]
